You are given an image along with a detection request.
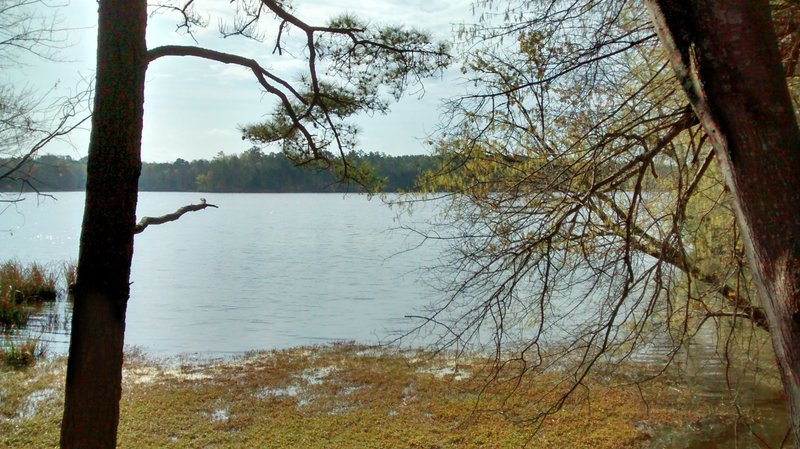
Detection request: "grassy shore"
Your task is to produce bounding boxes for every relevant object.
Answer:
[0,343,755,449]
[0,260,67,366]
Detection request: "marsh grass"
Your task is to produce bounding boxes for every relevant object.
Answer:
[62,260,77,297]
[0,260,63,369]
[0,337,46,368]
[0,291,30,327]
[0,343,759,449]
[0,260,59,303]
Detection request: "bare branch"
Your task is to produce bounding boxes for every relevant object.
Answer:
[408,0,792,430]
[148,0,208,42]
[0,0,75,66]
[134,200,218,234]
[0,97,92,182]
[146,44,319,147]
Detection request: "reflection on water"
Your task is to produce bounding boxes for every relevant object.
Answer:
[1,192,790,447]
[18,298,72,350]
[641,325,789,449]
[1,192,443,355]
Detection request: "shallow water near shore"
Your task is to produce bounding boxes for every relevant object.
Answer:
[1,192,442,355]
[636,325,789,448]
[0,191,790,447]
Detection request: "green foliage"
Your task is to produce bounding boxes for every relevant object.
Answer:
[1,152,439,193]
[318,17,450,102]
[410,1,796,427]
[240,15,449,188]
[0,154,87,191]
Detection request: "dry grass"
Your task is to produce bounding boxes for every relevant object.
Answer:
[0,260,60,366]
[0,343,754,449]
[0,290,30,327]
[62,260,77,294]
[0,260,59,303]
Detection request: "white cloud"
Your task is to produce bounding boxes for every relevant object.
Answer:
[207,128,239,137]
[23,0,476,162]
[295,0,473,35]
[206,64,255,83]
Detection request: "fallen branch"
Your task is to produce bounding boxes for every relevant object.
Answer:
[134,200,218,234]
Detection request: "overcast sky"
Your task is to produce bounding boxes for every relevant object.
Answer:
[11,0,475,162]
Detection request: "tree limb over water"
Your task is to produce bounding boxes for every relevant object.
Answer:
[62,1,450,446]
[133,200,218,234]
[414,0,799,441]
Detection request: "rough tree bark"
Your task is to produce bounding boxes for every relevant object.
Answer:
[59,0,147,447]
[57,0,447,446]
[645,0,800,444]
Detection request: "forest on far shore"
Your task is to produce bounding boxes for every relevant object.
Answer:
[0,149,438,193]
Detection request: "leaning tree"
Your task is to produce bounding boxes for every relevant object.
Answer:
[416,0,800,443]
[647,0,800,443]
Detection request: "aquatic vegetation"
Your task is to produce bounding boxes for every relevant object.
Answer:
[0,291,30,327]
[0,259,65,329]
[0,337,45,368]
[0,260,63,367]
[0,260,58,303]
[0,343,763,448]
[62,260,77,294]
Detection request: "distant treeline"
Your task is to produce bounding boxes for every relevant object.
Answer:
[0,149,439,192]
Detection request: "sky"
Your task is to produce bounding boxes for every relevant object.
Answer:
[8,0,475,163]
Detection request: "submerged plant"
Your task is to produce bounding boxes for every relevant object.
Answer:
[1,337,45,368]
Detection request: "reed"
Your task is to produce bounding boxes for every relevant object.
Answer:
[0,337,45,368]
[0,290,30,327]
[63,259,77,293]
[0,261,60,369]
[0,260,58,303]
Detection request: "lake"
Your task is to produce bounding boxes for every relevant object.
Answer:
[1,191,790,448]
[0,192,443,356]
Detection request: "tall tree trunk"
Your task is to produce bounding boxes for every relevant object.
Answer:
[60,1,147,447]
[645,0,800,445]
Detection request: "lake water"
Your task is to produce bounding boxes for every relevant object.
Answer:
[1,191,790,447]
[0,192,443,356]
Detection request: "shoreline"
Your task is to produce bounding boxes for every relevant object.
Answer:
[2,342,779,449]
